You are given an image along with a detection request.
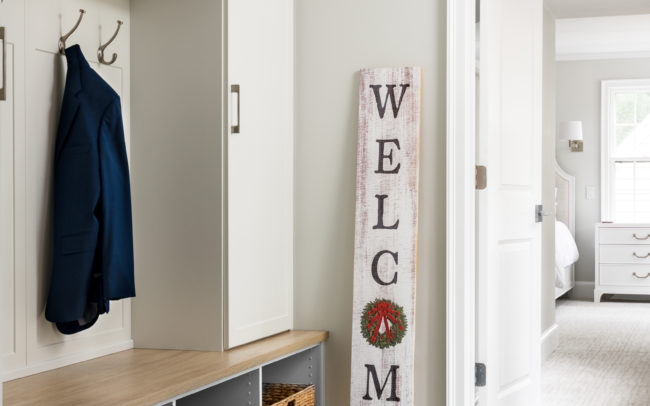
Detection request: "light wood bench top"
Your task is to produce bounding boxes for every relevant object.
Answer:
[3,330,328,406]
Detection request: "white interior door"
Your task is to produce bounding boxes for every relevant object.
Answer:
[226,0,293,348]
[477,0,543,404]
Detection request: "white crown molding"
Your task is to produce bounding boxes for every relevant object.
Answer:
[557,51,650,61]
[556,14,650,61]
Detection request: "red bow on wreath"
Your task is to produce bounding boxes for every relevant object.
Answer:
[366,300,404,343]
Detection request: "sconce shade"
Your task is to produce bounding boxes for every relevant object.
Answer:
[560,121,583,141]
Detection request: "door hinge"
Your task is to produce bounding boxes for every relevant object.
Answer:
[475,363,486,387]
[475,165,487,190]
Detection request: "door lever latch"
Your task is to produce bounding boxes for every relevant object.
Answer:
[535,204,552,223]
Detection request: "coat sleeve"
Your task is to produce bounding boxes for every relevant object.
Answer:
[98,97,136,300]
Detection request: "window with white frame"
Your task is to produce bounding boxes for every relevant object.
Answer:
[602,79,650,223]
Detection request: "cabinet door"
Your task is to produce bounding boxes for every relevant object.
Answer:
[1,0,27,378]
[226,0,293,348]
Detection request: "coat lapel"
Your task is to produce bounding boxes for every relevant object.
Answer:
[55,46,84,163]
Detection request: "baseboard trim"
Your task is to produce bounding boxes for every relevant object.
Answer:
[3,339,134,382]
[568,281,594,300]
[541,323,559,362]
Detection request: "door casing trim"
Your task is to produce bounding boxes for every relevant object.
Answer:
[446,0,477,405]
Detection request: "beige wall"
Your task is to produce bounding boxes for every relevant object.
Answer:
[542,8,556,333]
[556,57,650,293]
[293,0,447,404]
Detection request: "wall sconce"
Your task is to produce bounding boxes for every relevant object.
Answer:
[560,121,583,152]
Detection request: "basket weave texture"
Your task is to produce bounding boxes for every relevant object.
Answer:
[262,383,315,406]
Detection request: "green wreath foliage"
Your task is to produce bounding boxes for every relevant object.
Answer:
[360,298,408,349]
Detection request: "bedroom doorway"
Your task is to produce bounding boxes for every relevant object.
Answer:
[541,1,650,405]
[448,1,650,406]
[446,0,544,405]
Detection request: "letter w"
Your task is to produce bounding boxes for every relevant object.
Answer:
[362,364,400,401]
[370,84,410,119]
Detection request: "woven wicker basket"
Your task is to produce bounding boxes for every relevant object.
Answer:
[262,383,315,406]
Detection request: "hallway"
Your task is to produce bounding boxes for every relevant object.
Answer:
[543,299,650,405]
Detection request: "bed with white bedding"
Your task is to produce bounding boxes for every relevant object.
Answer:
[555,161,578,298]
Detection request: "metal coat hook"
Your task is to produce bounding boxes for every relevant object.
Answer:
[98,20,123,65]
[59,9,86,54]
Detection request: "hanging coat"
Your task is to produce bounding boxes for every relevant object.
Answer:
[45,45,135,334]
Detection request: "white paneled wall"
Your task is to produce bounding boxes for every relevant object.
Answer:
[2,0,132,381]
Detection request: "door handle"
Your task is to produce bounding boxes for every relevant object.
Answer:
[231,84,240,134]
[535,204,551,223]
[633,252,650,259]
[633,272,650,279]
[633,233,650,240]
[1,27,5,101]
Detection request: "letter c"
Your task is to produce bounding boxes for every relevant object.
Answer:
[371,250,398,286]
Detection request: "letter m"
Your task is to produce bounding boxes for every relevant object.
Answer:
[362,364,400,401]
[369,84,410,119]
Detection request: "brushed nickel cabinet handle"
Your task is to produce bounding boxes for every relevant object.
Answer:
[231,84,240,134]
[633,272,650,279]
[633,252,650,259]
[633,233,650,240]
[1,26,5,101]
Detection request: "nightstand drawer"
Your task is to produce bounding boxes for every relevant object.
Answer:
[600,264,650,286]
[600,245,650,263]
[600,228,650,245]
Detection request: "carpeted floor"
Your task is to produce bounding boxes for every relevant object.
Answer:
[542,299,650,406]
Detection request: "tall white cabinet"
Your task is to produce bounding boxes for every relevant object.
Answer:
[226,0,293,349]
[1,0,26,381]
[131,0,294,351]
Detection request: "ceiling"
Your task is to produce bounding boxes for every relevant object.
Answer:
[545,0,650,18]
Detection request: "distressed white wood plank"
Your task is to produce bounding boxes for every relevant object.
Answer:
[350,67,421,405]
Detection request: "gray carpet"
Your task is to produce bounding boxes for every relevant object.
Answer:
[542,299,650,406]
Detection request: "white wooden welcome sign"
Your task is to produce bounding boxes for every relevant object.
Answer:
[350,67,421,405]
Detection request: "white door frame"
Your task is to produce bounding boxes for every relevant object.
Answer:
[446,0,477,405]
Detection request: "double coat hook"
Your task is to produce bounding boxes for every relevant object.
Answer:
[58,9,123,65]
[98,20,123,65]
[59,9,86,54]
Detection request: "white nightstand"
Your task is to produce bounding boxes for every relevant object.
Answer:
[595,223,650,302]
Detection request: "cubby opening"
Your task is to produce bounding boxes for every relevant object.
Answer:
[177,369,260,406]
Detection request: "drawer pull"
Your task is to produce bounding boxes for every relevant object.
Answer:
[633,272,650,279]
[633,233,650,240]
[633,252,650,258]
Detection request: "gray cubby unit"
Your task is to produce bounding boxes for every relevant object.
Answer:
[176,369,260,406]
[156,343,324,406]
[262,345,324,406]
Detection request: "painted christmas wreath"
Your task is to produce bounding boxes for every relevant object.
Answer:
[360,298,408,349]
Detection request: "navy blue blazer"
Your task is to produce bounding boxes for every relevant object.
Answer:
[45,45,135,334]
